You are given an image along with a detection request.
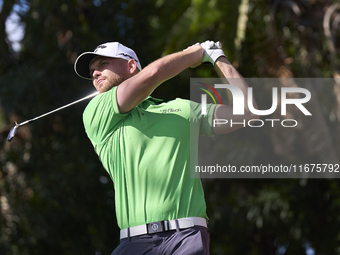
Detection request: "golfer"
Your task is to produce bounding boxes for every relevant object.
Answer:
[74,41,256,254]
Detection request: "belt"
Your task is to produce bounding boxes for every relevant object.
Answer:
[120,217,207,239]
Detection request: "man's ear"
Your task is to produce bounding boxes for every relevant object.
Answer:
[127,59,138,74]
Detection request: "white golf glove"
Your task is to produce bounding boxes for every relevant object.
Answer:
[200,40,226,65]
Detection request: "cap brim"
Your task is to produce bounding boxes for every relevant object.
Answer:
[74,52,99,80]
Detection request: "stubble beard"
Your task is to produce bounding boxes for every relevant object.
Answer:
[98,75,129,93]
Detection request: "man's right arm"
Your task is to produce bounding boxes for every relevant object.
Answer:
[116,44,204,113]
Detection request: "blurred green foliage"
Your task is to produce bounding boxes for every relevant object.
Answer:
[1,0,340,254]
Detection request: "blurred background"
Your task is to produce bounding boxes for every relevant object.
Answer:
[1,0,340,254]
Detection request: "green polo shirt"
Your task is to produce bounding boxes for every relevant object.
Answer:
[83,86,215,229]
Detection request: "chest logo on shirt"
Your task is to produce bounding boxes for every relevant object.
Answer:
[160,108,182,114]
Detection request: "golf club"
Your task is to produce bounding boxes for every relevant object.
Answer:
[7,91,99,142]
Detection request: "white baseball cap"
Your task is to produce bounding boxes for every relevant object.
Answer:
[74,42,142,80]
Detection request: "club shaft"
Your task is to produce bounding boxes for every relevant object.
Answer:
[18,91,99,127]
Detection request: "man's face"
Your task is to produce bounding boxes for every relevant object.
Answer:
[89,56,131,93]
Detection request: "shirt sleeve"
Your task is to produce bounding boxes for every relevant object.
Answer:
[83,86,128,144]
[190,100,216,137]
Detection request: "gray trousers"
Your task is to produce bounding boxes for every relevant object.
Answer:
[111,226,210,255]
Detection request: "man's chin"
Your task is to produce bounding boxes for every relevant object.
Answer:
[98,85,117,93]
[98,88,109,93]
[96,78,123,93]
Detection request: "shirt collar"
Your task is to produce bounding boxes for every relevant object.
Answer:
[144,96,163,103]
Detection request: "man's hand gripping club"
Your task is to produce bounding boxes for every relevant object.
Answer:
[200,40,226,65]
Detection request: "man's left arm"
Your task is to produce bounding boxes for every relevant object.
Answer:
[213,56,259,135]
[200,41,259,135]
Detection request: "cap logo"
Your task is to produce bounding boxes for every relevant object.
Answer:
[94,44,107,52]
[119,52,139,62]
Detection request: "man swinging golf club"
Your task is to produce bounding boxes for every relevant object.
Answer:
[74,40,257,254]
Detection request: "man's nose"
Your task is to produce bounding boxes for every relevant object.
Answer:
[92,69,101,78]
